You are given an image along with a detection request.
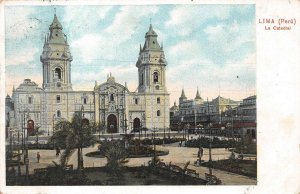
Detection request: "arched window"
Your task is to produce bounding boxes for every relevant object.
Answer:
[153,72,158,83]
[110,94,114,101]
[57,110,61,118]
[55,68,62,79]
[135,98,138,105]
[157,110,161,116]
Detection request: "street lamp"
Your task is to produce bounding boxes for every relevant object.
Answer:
[124,115,128,135]
[139,122,142,141]
[52,114,55,149]
[207,98,213,175]
[152,127,157,162]
[181,116,184,141]
[187,123,190,141]
[35,124,40,148]
[17,130,21,176]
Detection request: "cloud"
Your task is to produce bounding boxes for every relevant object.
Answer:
[72,63,137,91]
[166,40,212,78]
[64,6,112,23]
[71,33,104,63]
[105,6,158,39]
[5,7,46,40]
[165,5,231,37]
[63,6,112,35]
[71,6,159,64]
[6,47,38,67]
[202,20,255,64]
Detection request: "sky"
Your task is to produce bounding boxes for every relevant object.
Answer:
[5,5,256,105]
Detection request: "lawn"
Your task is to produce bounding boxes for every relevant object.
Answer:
[202,159,257,178]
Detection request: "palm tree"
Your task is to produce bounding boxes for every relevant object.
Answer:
[101,140,129,174]
[50,112,97,170]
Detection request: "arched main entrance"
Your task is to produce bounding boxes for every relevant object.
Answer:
[107,114,118,133]
[133,118,141,131]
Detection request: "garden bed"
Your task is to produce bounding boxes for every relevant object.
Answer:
[9,166,207,185]
[201,159,257,178]
[85,149,169,158]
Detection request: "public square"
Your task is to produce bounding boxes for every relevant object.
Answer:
[16,136,256,185]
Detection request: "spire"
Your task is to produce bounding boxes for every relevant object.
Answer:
[143,23,160,50]
[180,88,187,99]
[13,85,15,92]
[161,41,163,50]
[195,87,202,99]
[50,14,63,30]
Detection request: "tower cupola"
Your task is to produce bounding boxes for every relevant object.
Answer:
[40,14,73,91]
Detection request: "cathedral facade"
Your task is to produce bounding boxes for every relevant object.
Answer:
[5,14,170,135]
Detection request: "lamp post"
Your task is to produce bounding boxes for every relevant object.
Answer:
[152,127,157,161]
[139,122,142,141]
[207,98,213,175]
[52,114,55,149]
[163,125,166,140]
[181,116,184,140]
[187,123,190,141]
[208,123,212,163]
[197,124,203,165]
[9,128,13,160]
[80,105,84,170]
[17,130,21,176]
[124,116,128,135]
[36,124,40,148]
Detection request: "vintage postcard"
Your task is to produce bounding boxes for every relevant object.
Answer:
[0,0,299,194]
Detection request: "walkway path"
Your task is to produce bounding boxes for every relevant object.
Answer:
[19,144,256,185]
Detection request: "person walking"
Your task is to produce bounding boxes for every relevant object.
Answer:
[56,147,61,157]
[37,152,40,163]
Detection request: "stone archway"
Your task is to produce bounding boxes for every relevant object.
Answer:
[133,118,141,131]
[107,114,118,133]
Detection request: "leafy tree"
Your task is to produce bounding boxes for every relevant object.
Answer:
[50,112,97,170]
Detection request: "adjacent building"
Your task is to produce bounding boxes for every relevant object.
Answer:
[170,89,256,139]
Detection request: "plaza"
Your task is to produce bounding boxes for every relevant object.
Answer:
[12,138,256,185]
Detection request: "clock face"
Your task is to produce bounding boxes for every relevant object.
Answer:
[155,85,160,90]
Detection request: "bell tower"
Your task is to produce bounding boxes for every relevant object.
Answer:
[136,24,168,94]
[135,23,170,130]
[40,14,73,91]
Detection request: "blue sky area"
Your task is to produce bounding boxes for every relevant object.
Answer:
[5,5,256,104]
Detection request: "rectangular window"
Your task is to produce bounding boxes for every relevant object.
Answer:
[56,95,61,103]
[83,98,87,104]
[157,97,160,104]
[135,98,138,105]
[28,97,32,104]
